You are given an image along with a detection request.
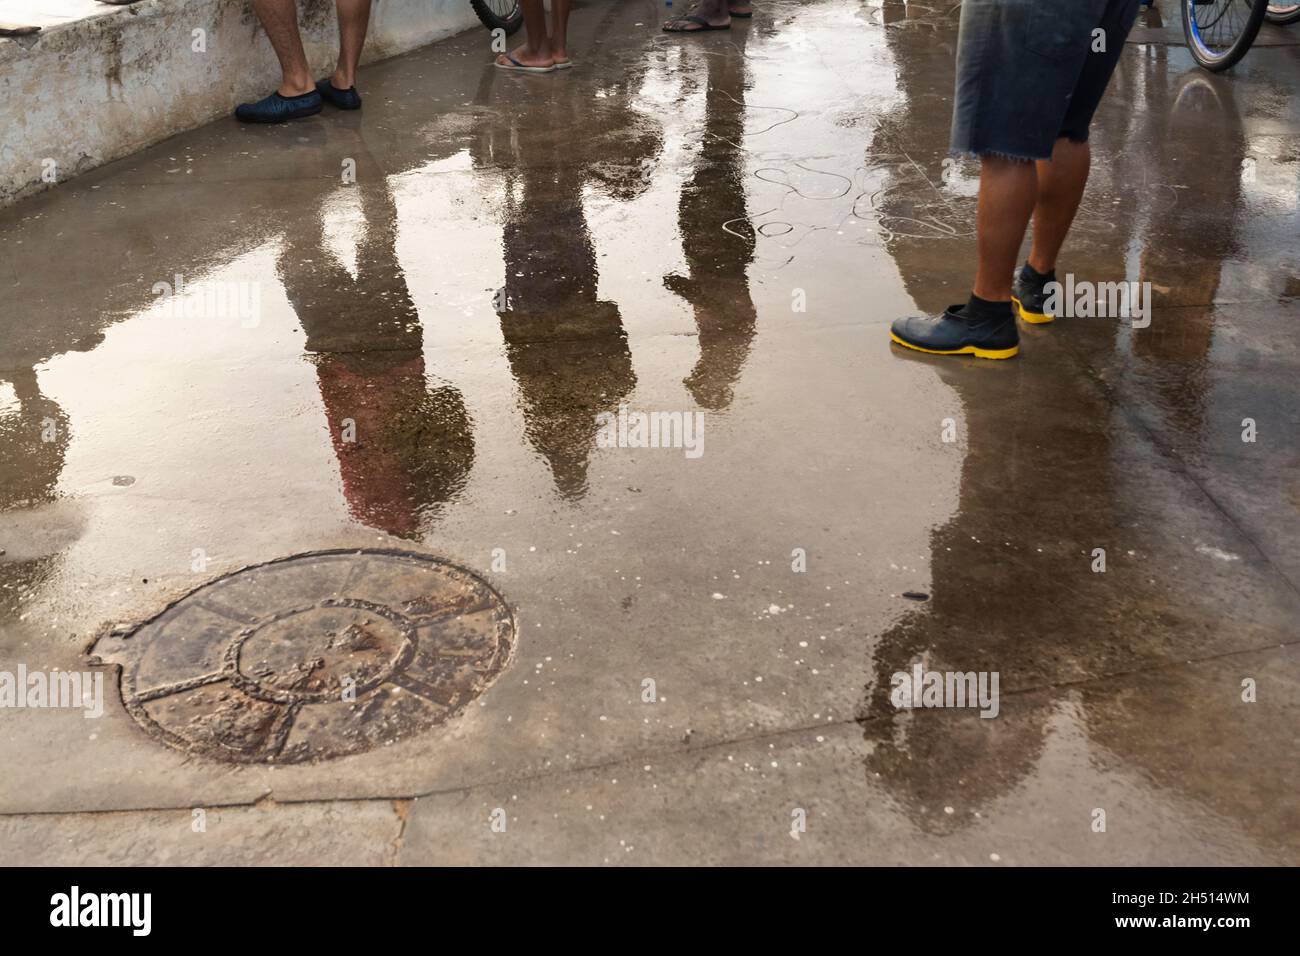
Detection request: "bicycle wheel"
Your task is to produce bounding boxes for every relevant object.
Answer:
[471,0,524,36]
[1182,0,1269,70]
[1265,3,1300,24]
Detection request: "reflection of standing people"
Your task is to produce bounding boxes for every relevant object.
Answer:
[859,3,1131,830]
[861,7,1278,847]
[1130,72,1246,441]
[0,368,68,511]
[474,62,660,498]
[497,153,635,498]
[279,181,474,538]
[664,20,758,410]
[889,0,1140,359]
[0,367,70,622]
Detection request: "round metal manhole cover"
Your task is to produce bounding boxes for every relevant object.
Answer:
[88,550,515,764]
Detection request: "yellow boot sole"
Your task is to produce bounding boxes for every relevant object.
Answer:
[1012,295,1054,325]
[889,331,1019,360]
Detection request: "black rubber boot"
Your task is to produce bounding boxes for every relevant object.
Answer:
[890,303,1019,359]
[1011,263,1057,325]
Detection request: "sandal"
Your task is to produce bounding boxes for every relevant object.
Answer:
[663,14,730,32]
[495,54,556,73]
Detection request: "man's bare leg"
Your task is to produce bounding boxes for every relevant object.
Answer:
[972,155,1039,302]
[252,0,314,96]
[1028,138,1091,275]
[332,0,372,90]
[889,152,1033,358]
[889,154,1035,357]
[550,0,572,62]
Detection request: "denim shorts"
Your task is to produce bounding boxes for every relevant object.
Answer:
[950,0,1140,161]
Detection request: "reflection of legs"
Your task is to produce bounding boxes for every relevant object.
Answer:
[1028,138,1090,274]
[283,184,472,537]
[252,0,313,96]
[972,156,1038,302]
[1,369,69,509]
[670,35,756,407]
[498,176,635,496]
[332,0,372,90]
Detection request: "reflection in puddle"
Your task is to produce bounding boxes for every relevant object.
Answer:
[0,0,1296,861]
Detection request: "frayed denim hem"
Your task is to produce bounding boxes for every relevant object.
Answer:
[950,148,1041,164]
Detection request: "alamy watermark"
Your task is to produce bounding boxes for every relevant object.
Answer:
[1042,275,1152,328]
[596,405,704,459]
[50,887,151,936]
[151,274,261,328]
[890,663,1000,719]
[0,665,103,718]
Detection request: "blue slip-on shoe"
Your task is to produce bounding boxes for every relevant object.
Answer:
[235,90,323,124]
[890,304,1019,359]
[316,79,362,110]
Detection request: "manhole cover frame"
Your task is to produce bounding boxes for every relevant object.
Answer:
[87,548,516,765]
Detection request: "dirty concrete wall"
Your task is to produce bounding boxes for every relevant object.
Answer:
[0,0,479,207]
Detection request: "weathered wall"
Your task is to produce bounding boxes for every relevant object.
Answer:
[0,0,479,207]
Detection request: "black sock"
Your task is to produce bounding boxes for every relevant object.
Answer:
[1020,261,1055,285]
[964,292,1013,323]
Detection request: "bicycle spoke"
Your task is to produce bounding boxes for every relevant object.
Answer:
[1193,0,1258,56]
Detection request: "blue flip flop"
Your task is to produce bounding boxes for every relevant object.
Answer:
[495,54,556,74]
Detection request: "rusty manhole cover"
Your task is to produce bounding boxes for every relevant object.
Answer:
[88,549,514,764]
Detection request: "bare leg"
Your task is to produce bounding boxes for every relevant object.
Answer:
[972,155,1039,302]
[501,0,554,67]
[332,0,372,90]
[1028,137,1091,274]
[252,0,314,96]
[550,0,572,62]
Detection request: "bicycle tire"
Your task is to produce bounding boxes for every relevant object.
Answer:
[1182,0,1269,71]
[1265,3,1300,24]
[471,0,524,36]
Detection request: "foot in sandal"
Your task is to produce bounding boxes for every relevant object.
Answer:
[495,42,556,73]
[664,0,731,31]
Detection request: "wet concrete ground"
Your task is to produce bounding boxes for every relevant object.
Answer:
[1,0,1297,864]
